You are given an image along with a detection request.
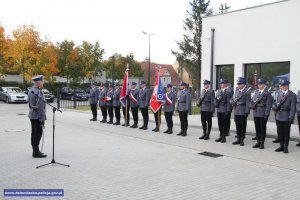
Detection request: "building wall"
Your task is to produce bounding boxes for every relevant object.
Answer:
[202,0,300,90]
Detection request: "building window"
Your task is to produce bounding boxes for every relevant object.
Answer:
[216,65,234,87]
[245,62,290,88]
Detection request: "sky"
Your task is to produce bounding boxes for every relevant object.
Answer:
[0,0,276,64]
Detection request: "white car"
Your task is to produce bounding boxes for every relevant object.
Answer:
[0,87,28,103]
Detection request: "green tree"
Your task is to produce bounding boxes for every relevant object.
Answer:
[172,0,212,89]
[105,53,144,81]
[218,3,231,14]
[0,24,7,76]
[56,40,75,80]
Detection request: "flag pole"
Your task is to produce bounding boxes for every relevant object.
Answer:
[125,64,129,127]
[157,66,161,133]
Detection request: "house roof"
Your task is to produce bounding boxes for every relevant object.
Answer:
[140,62,181,86]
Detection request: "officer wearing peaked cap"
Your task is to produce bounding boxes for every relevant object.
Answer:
[177,82,191,137]
[106,84,114,124]
[272,80,297,153]
[198,80,215,140]
[28,75,47,158]
[250,78,273,149]
[296,90,300,147]
[232,77,251,146]
[99,83,108,123]
[89,82,99,121]
[129,82,139,128]
[163,84,176,134]
[215,79,233,143]
[139,81,150,130]
[113,83,121,125]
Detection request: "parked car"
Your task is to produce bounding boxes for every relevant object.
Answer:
[24,87,55,103]
[0,87,28,103]
[60,87,88,101]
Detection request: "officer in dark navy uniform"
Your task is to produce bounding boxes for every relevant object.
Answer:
[272,80,297,153]
[28,75,47,158]
[215,79,233,143]
[177,82,191,136]
[250,79,273,149]
[296,90,300,146]
[163,84,176,134]
[198,80,215,140]
[129,82,139,128]
[232,77,251,146]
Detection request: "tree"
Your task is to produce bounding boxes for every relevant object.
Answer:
[218,3,231,14]
[0,24,7,76]
[56,40,75,80]
[39,42,59,82]
[104,53,144,81]
[172,0,212,89]
[5,25,41,83]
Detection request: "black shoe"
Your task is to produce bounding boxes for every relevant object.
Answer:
[204,135,210,140]
[139,125,145,129]
[232,140,240,145]
[100,120,107,123]
[221,137,226,143]
[260,143,264,149]
[32,152,47,158]
[240,140,244,146]
[252,137,257,140]
[113,122,119,125]
[168,130,173,134]
[252,143,260,148]
[152,128,159,132]
[121,123,125,126]
[215,137,222,142]
[296,142,300,146]
[199,134,206,140]
[272,138,280,143]
[107,121,113,124]
[284,148,289,153]
[163,129,170,133]
[130,124,138,128]
[177,131,183,136]
[90,118,97,121]
[143,126,148,130]
[275,147,284,152]
[182,133,187,136]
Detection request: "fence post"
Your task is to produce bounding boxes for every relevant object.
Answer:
[57,88,60,110]
[73,95,77,109]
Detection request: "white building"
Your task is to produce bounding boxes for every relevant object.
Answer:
[201,0,300,91]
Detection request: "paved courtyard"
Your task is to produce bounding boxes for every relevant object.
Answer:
[1,102,300,200]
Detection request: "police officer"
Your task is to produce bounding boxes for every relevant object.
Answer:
[89,83,99,121]
[28,75,47,158]
[250,79,273,149]
[177,82,191,137]
[273,80,297,153]
[198,80,215,140]
[214,79,233,143]
[121,85,130,126]
[163,84,176,134]
[296,90,300,146]
[113,83,121,125]
[272,83,283,143]
[232,77,251,146]
[129,82,139,128]
[99,83,108,123]
[139,81,150,130]
[106,84,114,124]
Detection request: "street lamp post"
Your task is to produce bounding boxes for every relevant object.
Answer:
[142,31,155,87]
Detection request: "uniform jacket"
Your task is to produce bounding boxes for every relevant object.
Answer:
[129,88,139,108]
[250,87,274,118]
[89,87,99,104]
[28,86,46,121]
[198,89,215,113]
[233,87,251,116]
[139,87,150,108]
[113,88,121,107]
[274,90,297,122]
[164,91,176,112]
[297,90,300,117]
[177,89,191,112]
[99,88,107,106]
[106,89,114,106]
[215,87,233,113]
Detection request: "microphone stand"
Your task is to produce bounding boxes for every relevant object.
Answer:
[36,102,70,168]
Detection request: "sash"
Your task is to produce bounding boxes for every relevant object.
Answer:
[129,91,138,104]
[165,93,172,106]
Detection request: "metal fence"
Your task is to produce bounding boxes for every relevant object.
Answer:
[56,87,200,115]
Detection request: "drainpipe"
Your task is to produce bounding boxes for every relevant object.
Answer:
[210,28,215,89]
